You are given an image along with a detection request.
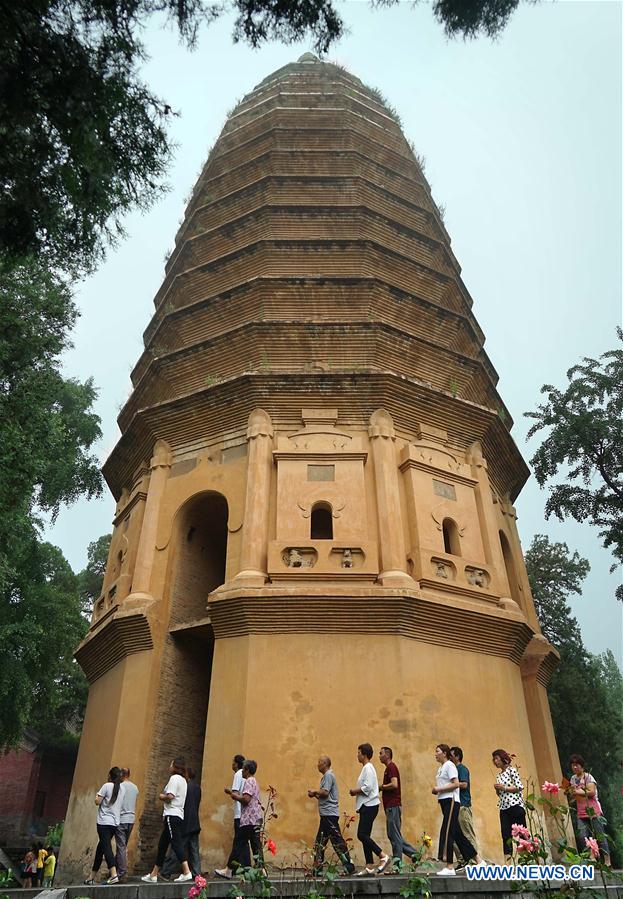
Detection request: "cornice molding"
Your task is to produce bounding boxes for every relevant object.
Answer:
[207,585,534,664]
[75,611,153,683]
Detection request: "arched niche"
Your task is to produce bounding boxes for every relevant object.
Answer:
[169,491,229,627]
[311,502,333,540]
[442,518,461,556]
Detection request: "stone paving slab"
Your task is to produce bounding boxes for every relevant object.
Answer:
[2,873,622,899]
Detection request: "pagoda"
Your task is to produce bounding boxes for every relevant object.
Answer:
[60,54,562,877]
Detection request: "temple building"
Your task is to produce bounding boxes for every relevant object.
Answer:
[60,54,562,878]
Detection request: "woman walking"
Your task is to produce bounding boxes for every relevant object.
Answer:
[216,759,265,877]
[85,766,124,884]
[432,744,484,876]
[142,758,193,883]
[568,754,612,867]
[349,743,390,876]
[492,749,527,861]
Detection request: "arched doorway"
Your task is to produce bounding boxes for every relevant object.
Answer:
[138,493,228,858]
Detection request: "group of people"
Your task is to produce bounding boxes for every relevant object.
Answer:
[84,744,611,884]
[20,844,56,888]
[86,766,140,885]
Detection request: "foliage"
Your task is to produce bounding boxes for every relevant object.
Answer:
[0,255,101,748]
[526,329,623,600]
[508,781,616,897]
[0,258,102,536]
[525,535,623,867]
[398,842,434,898]
[374,0,520,40]
[0,2,174,274]
[77,534,111,613]
[525,535,590,650]
[0,539,89,748]
[45,820,64,849]
[228,860,273,899]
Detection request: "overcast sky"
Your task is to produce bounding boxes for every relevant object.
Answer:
[46,0,622,664]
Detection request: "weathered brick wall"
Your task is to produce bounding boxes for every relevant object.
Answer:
[136,494,225,867]
[36,749,77,834]
[0,747,40,842]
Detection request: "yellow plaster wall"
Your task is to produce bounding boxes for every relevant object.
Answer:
[200,632,540,868]
[59,651,155,878]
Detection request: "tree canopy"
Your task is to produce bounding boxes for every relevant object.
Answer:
[526,330,623,600]
[0,540,88,748]
[0,532,110,749]
[0,257,103,748]
[77,534,112,614]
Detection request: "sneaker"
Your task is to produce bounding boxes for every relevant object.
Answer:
[436,867,456,876]
[106,876,119,885]
[141,874,158,883]
[376,855,390,874]
[174,873,193,883]
[343,866,356,876]
[214,868,232,880]
[354,868,376,877]
[84,878,96,885]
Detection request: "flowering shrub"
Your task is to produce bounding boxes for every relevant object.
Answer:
[506,774,616,897]
[188,874,208,899]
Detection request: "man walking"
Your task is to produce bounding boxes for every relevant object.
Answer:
[115,768,139,881]
[450,747,479,867]
[214,754,246,880]
[161,767,202,879]
[378,747,418,872]
[308,755,355,876]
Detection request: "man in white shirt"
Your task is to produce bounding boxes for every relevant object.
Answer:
[349,743,390,876]
[214,753,245,879]
[115,768,139,881]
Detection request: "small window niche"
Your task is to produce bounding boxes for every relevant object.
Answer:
[442,518,461,556]
[311,502,333,540]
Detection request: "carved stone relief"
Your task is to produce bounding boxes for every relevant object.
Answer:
[465,566,489,588]
[282,547,318,568]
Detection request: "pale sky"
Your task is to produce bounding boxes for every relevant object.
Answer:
[46,0,622,663]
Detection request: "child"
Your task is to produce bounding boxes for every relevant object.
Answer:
[22,850,36,888]
[43,848,57,887]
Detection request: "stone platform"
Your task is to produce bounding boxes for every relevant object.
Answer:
[3,872,621,899]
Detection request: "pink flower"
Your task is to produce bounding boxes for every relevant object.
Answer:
[511,823,531,839]
[194,876,207,889]
[188,887,200,898]
[516,838,534,853]
[585,837,600,860]
[541,781,560,795]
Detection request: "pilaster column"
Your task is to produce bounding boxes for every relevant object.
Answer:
[235,409,274,586]
[467,441,512,603]
[130,438,172,598]
[369,409,414,587]
[501,499,541,631]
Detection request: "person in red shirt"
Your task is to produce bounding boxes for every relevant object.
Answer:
[378,747,418,872]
